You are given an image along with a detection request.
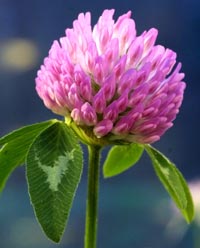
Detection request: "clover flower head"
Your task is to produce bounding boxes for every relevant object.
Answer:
[36,9,186,144]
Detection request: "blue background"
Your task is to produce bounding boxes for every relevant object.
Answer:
[0,0,200,247]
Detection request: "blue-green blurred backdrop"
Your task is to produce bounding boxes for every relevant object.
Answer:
[0,0,200,247]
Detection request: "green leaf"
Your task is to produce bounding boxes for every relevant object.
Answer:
[0,119,57,146]
[145,145,194,223]
[0,120,56,192]
[103,143,144,178]
[26,122,83,243]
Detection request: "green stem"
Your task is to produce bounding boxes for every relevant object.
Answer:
[84,145,101,248]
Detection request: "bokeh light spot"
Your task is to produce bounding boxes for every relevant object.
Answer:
[0,38,39,71]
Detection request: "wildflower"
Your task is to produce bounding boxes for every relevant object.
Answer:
[36,9,185,144]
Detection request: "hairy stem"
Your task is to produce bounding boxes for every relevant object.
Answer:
[84,145,101,248]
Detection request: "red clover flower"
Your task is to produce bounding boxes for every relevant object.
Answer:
[0,9,194,248]
[36,9,185,144]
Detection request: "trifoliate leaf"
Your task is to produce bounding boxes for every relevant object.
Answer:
[103,143,144,178]
[145,145,194,223]
[26,122,83,243]
[0,120,56,192]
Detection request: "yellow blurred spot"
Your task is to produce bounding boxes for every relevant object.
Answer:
[0,38,39,71]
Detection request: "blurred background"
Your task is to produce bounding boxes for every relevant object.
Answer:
[0,0,200,247]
